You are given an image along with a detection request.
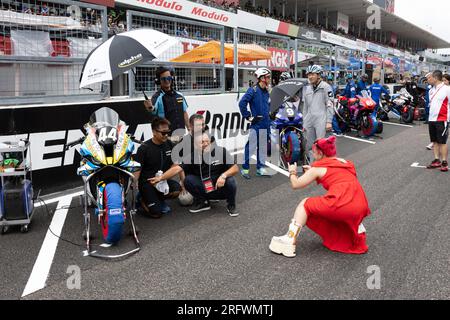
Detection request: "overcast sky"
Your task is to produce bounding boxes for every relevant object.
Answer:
[381,0,450,52]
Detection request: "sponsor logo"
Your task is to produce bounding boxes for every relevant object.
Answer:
[191,7,229,23]
[109,208,123,216]
[137,0,183,11]
[302,31,318,40]
[87,69,107,79]
[118,53,143,68]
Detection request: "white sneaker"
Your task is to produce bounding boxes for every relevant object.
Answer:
[269,235,297,258]
[426,143,434,150]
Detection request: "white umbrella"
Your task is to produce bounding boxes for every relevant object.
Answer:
[79,29,178,89]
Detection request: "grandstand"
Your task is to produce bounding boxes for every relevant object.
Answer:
[0,0,449,105]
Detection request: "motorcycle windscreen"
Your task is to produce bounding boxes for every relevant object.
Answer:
[89,107,120,149]
[89,107,120,130]
[359,90,370,99]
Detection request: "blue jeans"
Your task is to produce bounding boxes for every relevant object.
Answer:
[184,175,237,206]
[332,115,342,134]
[243,127,269,170]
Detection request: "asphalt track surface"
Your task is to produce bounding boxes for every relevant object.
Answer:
[1,121,449,300]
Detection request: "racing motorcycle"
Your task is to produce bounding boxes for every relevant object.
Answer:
[388,88,415,123]
[65,107,142,259]
[334,90,380,138]
[270,100,308,170]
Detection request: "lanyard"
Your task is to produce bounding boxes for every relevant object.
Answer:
[198,152,211,180]
[430,83,445,104]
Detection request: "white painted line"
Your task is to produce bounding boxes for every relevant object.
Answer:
[250,155,289,177]
[341,135,376,144]
[231,150,244,156]
[22,195,73,297]
[83,250,97,257]
[411,162,427,169]
[35,191,83,208]
[383,122,413,128]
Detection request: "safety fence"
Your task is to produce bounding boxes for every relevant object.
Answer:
[0,0,108,104]
[0,0,449,105]
[234,28,291,91]
[127,10,225,97]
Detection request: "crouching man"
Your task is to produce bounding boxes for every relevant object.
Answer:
[150,131,240,217]
[134,117,184,218]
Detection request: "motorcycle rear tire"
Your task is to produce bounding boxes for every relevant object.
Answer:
[401,107,414,123]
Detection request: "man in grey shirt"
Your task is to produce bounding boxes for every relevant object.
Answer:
[302,65,335,156]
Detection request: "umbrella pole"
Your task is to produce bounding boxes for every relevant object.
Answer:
[131,69,149,100]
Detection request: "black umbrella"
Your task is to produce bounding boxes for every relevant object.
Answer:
[270,78,306,113]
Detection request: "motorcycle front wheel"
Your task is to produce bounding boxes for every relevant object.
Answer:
[100,182,125,244]
[359,114,377,137]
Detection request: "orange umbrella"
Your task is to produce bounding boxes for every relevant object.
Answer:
[171,40,271,64]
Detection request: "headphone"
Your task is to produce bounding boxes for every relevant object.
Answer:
[154,66,175,86]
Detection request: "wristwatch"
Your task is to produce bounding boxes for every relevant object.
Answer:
[220,173,227,180]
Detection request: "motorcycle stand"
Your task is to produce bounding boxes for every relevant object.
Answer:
[82,193,140,260]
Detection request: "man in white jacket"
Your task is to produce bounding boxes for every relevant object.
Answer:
[426,70,450,172]
[302,65,335,157]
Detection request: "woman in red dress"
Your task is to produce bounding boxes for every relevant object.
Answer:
[269,136,371,258]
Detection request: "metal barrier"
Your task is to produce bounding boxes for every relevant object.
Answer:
[234,28,291,91]
[295,39,333,78]
[335,47,364,86]
[0,0,108,104]
[0,2,445,106]
[126,10,225,97]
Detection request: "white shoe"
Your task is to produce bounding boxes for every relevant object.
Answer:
[426,143,434,150]
[269,235,297,258]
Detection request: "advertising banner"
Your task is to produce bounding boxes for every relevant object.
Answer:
[116,0,237,28]
[298,27,321,42]
[321,30,358,50]
[337,12,349,34]
[0,94,248,192]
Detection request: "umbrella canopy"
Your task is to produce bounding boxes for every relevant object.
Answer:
[170,40,271,64]
[79,29,178,88]
[270,78,306,113]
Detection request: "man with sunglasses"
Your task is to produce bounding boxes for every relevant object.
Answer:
[134,117,184,219]
[150,131,240,217]
[144,66,190,141]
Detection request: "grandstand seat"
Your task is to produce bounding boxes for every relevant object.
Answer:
[51,39,71,57]
[0,35,12,55]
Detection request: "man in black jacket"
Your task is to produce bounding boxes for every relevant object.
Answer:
[144,66,189,141]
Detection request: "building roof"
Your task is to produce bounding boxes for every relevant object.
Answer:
[288,0,450,49]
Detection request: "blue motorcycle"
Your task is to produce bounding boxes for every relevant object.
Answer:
[65,107,142,259]
[270,101,308,170]
[379,88,415,123]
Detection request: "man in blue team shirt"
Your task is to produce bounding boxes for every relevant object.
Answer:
[343,74,357,99]
[369,77,390,108]
[356,74,369,96]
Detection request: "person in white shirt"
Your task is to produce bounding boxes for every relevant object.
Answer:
[426,71,450,172]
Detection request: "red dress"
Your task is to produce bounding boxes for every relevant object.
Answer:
[304,158,371,254]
